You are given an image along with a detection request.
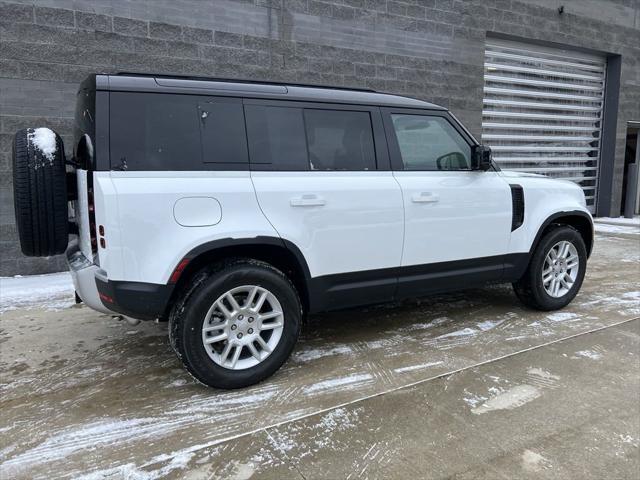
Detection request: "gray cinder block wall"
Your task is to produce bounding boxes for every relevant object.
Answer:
[1,0,639,276]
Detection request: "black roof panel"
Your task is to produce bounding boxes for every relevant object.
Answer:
[93,73,446,110]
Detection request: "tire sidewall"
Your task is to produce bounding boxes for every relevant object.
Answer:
[529,226,587,310]
[179,263,301,389]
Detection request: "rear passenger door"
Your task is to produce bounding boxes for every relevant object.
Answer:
[382,109,512,297]
[247,101,404,309]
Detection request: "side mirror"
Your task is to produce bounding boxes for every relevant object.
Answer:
[471,145,493,171]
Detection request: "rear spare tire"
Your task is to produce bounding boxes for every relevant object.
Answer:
[12,128,69,256]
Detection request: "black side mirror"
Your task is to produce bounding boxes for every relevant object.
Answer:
[471,145,493,171]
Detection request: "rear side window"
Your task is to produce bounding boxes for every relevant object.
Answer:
[244,105,308,171]
[110,93,201,170]
[304,110,376,171]
[244,104,378,171]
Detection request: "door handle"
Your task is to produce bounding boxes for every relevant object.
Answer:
[290,194,326,207]
[412,192,439,203]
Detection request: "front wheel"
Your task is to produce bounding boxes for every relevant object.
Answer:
[169,259,301,389]
[513,225,587,311]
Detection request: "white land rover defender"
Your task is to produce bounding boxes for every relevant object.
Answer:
[12,74,593,388]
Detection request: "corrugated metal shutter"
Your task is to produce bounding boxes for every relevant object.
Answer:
[482,39,606,212]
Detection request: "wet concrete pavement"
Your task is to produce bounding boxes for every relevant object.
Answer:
[1,230,639,479]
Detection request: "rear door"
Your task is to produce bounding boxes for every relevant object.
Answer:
[382,109,513,297]
[248,100,404,309]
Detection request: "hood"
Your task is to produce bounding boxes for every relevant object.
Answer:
[499,170,546,179]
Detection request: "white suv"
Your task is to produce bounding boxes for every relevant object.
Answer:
[12,74,593,388]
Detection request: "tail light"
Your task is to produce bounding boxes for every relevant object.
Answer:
[88,189,98,254]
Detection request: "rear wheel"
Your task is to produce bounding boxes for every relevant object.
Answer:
[513,225,587,311]
[169,259,301,389]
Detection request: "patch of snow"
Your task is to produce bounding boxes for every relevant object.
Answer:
[574,350,602,360]
[0,272,74,313]
[304,373,373,394]
[546,311,580,322]
[436,327,477,339]
[462,390,488,409]
[393,361,443,373]
[471,384,541,414]
[28,127,57,163]
[527,367,560,381]
[522,449,551,472]
[595,216,640,227]
[293,344,353,362]
[476,319,505,332]
[1,416,201,471]
[595,223,640,235]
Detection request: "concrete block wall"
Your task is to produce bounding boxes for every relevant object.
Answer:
[1,0,638,276]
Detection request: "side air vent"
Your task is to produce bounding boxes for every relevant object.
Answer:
[510,184,525,231]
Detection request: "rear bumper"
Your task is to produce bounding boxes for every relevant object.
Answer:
[66,241,113,315]
[67,240,173,320]
[94,274,174,321]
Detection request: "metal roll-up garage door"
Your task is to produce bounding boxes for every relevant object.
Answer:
[482,39,606,212]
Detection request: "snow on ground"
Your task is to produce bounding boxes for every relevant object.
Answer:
[594,223,640,236]
[594,216,640,227]
[0,272,75,313]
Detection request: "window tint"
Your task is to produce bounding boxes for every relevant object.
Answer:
[110,92,201,170]
[304,109,376,171]
[391,115,471,171]
[244,105,308,170]
[199,101,248,168]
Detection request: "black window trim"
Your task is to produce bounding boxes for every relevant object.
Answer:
[380,107,477,172]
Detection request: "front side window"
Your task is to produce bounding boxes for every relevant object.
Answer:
[304,109,376,171]
[391,115,471,171]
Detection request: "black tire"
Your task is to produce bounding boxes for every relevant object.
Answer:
[513,225,587,311]
[12,128,68,257]
[169,259,302,389]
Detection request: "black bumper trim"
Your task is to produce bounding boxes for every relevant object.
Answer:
[95,277,174,320]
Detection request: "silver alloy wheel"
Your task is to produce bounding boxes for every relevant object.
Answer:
[201,285,284,370]
[542,240,580,298]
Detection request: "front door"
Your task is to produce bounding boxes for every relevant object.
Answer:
[382,109,513,298]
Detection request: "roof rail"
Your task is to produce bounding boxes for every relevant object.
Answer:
[115,72,377,93]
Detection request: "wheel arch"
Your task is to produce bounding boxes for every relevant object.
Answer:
[163,237,312,319]
[530,211,594,258]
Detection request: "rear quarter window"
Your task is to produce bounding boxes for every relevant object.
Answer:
[110,93,201,171]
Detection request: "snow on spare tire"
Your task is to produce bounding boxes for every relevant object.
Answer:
[12,127,68,257]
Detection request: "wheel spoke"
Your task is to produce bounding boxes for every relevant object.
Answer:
[260,321,283,331]
[543,273,554,285]
[256,335,272,353]
[225,293,241,313]
[552,279,561,296]
[253,291,268,313]
[258,311,282,321]
[203,320,228,333]
[542,266,553,276]
[245,286,259,309]
[247,342,261,360]
[229,344,243,368]
[560,275,572,289]
[216,300,233,320]
[220,342,233,364]
[204,332,228,344]
[549,248,558,260]
[560,242,571,259]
